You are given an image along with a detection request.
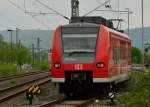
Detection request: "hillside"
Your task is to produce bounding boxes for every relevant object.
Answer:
[129,27,150,50]
[0,29,53,50]
[0,27,150,50]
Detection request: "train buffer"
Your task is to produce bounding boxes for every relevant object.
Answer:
[26,84,41,105]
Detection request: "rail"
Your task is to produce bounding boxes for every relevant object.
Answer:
[0,72,51,103]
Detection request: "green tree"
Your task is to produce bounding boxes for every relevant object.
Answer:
[132,47,142,64]
[0,34,11,64]
[16,44,31,70]
[0,34,3,63]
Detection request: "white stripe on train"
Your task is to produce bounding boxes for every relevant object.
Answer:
[52,73,129,83]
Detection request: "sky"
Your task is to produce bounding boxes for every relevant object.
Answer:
[0,0,149,30]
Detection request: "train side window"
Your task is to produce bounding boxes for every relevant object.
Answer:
[113,40,117,64]
[114,47,117,64]
[111,39,115,64]
[125,43,128,63]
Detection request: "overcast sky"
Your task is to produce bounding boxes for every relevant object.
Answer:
[0,0,149,30]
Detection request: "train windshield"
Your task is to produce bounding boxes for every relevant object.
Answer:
[62,34,97,63]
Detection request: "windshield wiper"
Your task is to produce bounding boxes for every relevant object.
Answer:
[67,50,94,56]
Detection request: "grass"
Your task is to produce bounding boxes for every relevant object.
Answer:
[117,71,150,107]
[39,88,50,96]
[0,61,51,76]
[9,80,16,84]
[39,83,57,96]
[0,64,17,76]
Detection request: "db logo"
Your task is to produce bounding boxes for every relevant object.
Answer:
[75,64,83,70]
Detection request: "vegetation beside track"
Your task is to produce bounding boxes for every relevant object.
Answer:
[0,34,50,76]
[0,64,17,75]
[117,71,150,107]
[39,83,57,96]
[34,60,50,71]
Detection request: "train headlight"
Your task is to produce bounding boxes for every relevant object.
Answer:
[96,62,105,68]
[54,63,61,68]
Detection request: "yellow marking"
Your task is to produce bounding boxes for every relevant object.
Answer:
[32,86,39,93]
[29,85,35,92]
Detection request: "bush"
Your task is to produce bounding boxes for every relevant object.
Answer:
[117,72,150,107]
[0,64,17,75]
[34,61,50,70]
[132,47,142,64]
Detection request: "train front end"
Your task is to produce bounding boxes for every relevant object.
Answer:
[51,23,108,96]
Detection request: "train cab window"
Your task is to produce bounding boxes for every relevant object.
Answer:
[61,24,99,63]
[62,33,97,63]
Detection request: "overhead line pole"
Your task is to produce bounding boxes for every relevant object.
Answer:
[7,29,13,63]
[126,8,130,36]
[37,37,42,62]
[32,43,35,65]
[24,0,26,12]
[71,0,79,17]
[141,0,144,67]
[16,28,19,44]
[7,29,13,51]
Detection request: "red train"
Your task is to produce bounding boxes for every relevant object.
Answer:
[51,17,131,96]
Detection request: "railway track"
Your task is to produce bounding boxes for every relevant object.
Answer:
[39,97,96,107]
[0,70,48,82]
[0,71,51,103]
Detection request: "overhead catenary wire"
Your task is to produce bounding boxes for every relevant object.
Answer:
[28,0,57,27]
[7,0,49,29]
[35,0,70,21]
[31,0,59,28]
[95,0,103,4]
[8,0,25,11]
[25,12,58,16]
[94,0,125,30]
[83,0,111,16]
[25,0,56,16]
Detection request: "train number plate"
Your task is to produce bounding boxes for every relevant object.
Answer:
[74,64,83,70]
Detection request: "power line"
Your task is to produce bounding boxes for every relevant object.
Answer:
[83,0,111,16]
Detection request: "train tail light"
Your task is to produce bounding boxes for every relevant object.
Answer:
[96,62,105,68]
[54,63,61,68]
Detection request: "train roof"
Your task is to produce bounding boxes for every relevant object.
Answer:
[71,16,113,29]
[62,23,99,34]
[62,22,99,28]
